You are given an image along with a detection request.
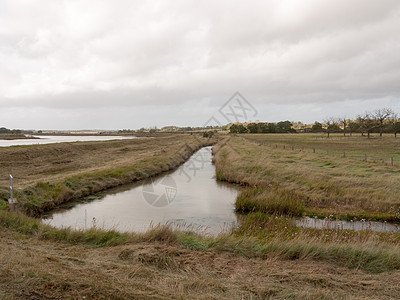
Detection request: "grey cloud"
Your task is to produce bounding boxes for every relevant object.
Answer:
[1,0,400,129]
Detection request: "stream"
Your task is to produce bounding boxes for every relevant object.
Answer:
[42,147,240,234]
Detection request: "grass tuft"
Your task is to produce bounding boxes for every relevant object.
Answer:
[235,188,305,216]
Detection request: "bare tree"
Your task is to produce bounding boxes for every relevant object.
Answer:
[347,119,359,137]
[374,108,394,137]
[356,115,366,137]
[339,117,347,137]
[390,113,400,138]
[361,113,379,138]
[324,117,340,138]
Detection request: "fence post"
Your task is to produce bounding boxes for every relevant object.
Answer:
[8,174,17,212]
[10,175,13,201]
[343,152,346,158]
[313,148,315,153]
[364,154,367,162]
[391,157,394,167]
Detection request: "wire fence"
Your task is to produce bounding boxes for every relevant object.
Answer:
[254,141,400,167]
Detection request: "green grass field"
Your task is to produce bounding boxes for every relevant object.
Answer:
[244,133,400,165]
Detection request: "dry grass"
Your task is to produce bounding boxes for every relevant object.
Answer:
[213,135,400,221]
[0,135,209,188]
[0,135,213,215]
[1,211,400,299]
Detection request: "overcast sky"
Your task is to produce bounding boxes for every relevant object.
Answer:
[1,0,400,130]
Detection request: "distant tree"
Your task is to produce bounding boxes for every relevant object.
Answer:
[394,121,400,138]
[0,127,21,134]
[267,123,276,133]
[258,123,268,133]
[357,113,378,138]
[247,123,260,133]
[390,114,400,138]
[229,124,248,134]
[339,117,347,136]
[0,127,10,134]
[347,120,359,136]
[245,123,270,133]
[276,121,295,133]
[374,108,394,137]
[329,122,342,133]
[324,118,341,138]
[356,115,366,137]
[203,131,214,138]
[310,122,325,133]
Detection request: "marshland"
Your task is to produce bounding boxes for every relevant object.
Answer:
[1,133,400,299]
[4,1,400,298]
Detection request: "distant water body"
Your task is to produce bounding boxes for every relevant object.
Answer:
[0,135,139,147]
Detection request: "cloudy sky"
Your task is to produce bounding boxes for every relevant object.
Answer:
[1,0,400,130]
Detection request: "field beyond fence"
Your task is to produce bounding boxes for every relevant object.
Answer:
[244,133,400,167]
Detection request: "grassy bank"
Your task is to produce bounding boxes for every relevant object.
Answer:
[0,135,214,216]
[213,135,400,222]
[1,210,400,299]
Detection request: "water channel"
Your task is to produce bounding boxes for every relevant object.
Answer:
[295,216,400,233]
[42,147,240,234]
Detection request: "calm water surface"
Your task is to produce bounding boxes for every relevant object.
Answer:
[295,216,400,233]
[42,147,240,234]
[0,135,138,147]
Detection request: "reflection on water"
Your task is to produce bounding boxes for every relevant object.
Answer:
[295,217,400,233]
[0,135,138,147]
[42,147,240,235]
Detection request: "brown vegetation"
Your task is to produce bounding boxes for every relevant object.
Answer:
[0,135,214,215]
[213,135,400,221]
[1,211,400,299]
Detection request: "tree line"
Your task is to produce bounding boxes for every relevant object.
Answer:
[229,108,400,138]
[317,108,400,138]
[0,127,22,134]
[230,121,296,134]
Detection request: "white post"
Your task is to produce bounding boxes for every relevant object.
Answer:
[10,175,13,201]
[8,175,17,211]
